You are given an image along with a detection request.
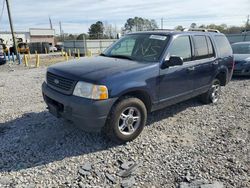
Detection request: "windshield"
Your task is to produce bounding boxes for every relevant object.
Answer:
[103,34,169,62]
[232,43,250,54]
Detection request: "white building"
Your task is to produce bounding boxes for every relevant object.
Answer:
[0,28,55,48]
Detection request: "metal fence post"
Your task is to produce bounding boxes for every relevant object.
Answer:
[17,53,21,64]
[12,52,15,62]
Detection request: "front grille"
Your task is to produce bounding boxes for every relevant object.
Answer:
[47,72,75,94]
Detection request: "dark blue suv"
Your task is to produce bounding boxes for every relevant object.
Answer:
[42,31,234,143]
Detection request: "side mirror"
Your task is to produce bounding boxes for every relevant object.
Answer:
[161,56,184,69]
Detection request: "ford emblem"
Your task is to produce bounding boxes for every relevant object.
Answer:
[54,79,60,84]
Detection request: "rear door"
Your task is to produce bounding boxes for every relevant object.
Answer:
[191,35,217,94]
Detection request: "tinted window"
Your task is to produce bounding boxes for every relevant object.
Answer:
[168,36,192,62]
[193,35,209,59]
[232,43,250,54]
[215,35,232,57]
[206,36,215,57]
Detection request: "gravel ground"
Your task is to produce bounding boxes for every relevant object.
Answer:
[0,63,249,188]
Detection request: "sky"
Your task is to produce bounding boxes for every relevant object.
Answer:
[0,0,249,35]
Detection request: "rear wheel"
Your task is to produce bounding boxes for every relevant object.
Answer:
[200,79,221,104]
[104,96,147,143]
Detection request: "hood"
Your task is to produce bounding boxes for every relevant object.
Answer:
[48,56,151,83]
[234,54,250,62]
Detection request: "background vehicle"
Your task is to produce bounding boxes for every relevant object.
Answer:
[17,43,29,54]
[231,42,250,76]
[0,43,8,54]
[42,31,234,143]
[0,44,6,65]
[9,42,29,54]
[55,44,64,51]
[49,46,57,52]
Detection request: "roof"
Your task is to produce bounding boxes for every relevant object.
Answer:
[127,30,224,36]
[29,28,55,36]
[232,41,250,45]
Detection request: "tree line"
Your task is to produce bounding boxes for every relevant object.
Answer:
[56,17,250,41]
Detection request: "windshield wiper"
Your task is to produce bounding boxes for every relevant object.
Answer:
[108,55,134,60]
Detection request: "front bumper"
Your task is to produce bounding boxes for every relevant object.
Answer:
[42,82,117,132]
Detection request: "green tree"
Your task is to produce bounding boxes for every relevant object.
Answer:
[190,23,197,28]
[124,17,158,32]
[88,21,105,39]
[77,33,89,40]
[175,25,184,31]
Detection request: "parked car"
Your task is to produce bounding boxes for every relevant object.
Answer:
[42,31,234,143]
[231,42,250,76]
[49,46,57,52]
[0,45,6,65]
[55,44,64,51]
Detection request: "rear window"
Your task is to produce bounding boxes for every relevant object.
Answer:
[214,35,232,57]
[232,43,250,54]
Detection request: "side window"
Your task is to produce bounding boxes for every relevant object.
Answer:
[168,36,192,62]
[206,36,215,58]
[214,35,232,57]
[110,38,136,56]
[193,35,209,60]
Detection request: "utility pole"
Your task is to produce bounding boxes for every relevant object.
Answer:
[243,15,249,41]
[6,0,18,55]
[59,21,64,41]
[49,16,53,29]
[161,18,163,29]
[246,15,249,29]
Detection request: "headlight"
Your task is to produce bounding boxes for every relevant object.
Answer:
[73,81,109,100]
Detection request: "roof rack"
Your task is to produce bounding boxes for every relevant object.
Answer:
[151,29,176,32]
[184,28,220,33]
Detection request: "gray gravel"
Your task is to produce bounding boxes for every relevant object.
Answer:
[0,63,249,188]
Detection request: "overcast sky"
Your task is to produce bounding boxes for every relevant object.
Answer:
[0,0,249,34]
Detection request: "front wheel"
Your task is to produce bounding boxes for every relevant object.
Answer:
[103,97,147,143]
[200,79,221,104]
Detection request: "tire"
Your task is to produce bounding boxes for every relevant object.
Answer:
[200,79,221,104]
[103,96,147,143]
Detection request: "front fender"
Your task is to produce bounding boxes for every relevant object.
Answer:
[110,81,154,99]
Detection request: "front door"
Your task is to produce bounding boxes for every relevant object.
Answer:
[159,35,196,105]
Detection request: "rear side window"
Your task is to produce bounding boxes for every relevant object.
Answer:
[214,35,232,57]
[168,36,192,62]
[206,36,215,58]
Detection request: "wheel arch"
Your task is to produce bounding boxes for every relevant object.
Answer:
[115,89,152,112]
[215,67,228,86]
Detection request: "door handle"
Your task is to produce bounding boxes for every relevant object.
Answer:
[212,61,219,65]
[187,67,195,71]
